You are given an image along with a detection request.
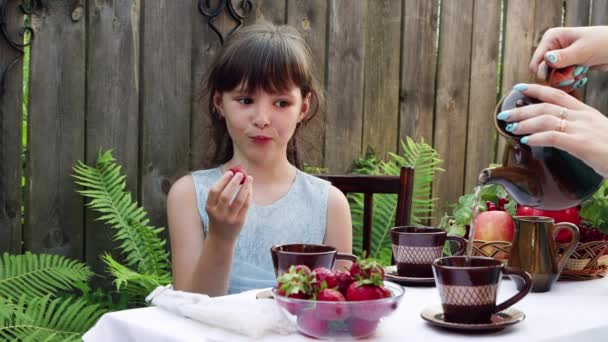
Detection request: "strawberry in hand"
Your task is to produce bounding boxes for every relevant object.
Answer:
[228,166,247,184]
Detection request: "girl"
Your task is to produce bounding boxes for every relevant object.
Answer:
[167,23,353,296]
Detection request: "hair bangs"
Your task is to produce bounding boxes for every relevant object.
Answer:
[216,32,312,95]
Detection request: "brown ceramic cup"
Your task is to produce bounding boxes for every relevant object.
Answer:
[391,226,466,278]
[432,256,532,324]
[270,243,357,277]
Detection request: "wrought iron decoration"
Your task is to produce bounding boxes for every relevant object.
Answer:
[0,0,43,98]
[198,0,253,44]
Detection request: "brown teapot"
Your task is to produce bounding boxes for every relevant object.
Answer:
[480,67,603,210]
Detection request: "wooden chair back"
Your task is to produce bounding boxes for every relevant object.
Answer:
[317,166,415,256]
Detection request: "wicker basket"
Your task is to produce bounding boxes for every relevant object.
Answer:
[464,240,512,263]
[558,241,608,280]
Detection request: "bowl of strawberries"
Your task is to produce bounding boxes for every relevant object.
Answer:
[272,258,405,339]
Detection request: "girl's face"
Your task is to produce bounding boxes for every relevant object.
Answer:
[213,84,311,163]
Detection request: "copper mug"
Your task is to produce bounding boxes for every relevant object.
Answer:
[508,216,580,292]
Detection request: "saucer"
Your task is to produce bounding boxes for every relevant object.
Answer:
[420,305,525,332]
[384,266,435,286]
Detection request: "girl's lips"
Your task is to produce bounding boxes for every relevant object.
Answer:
[251,136,272,144]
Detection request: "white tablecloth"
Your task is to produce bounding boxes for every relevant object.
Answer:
[84,278,608,341]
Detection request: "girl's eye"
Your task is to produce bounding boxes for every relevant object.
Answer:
[275,100,290,108]
[237,98,253,105]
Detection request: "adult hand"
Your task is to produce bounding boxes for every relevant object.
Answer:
[530,26,608,76]
[205,171,253,243]
[497,83,608,178]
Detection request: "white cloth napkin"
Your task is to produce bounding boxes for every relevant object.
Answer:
[145,285,296,339]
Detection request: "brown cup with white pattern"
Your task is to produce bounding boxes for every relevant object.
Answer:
[432,256,532,324]
[391,226,466,278]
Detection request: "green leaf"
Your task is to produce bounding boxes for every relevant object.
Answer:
[349,137,444,263]
[0,295,106,341]
[580,180,608,233]
[0,253,93,302]
[72,150,172,287]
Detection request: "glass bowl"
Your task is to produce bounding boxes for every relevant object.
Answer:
[272,281,404,339]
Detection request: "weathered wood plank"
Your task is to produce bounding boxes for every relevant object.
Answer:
[0,2,24,253]
[464,0,502,192]
[586,0,608,115]
[496,0,562,163]
[565,0,590,27]
[399,0,438,145]
[287,0,328,168]
[245,0,285,25]
[432,0,474,219]
[26,0,85,259]
[565,0,590,100]
[85,0,140,272]
[324,0,366,173]
[141,1,193,239]
[362,0,401,159]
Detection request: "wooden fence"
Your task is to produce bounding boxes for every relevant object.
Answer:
[1,0,607,275]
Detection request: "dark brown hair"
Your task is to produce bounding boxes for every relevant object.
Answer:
[202,22,324,168]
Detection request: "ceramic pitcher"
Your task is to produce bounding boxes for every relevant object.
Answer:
[508,216,580,292]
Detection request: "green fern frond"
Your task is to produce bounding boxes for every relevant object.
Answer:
[0,252,93,302]
[101,254,169,301]
[72,150,171,279]
[0,295,106,341]
[350,137,444,264]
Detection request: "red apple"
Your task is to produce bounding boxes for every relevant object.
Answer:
[473,211,515,259]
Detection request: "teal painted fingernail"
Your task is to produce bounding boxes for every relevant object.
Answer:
[497,111,510,120]
[558,79,575,87]
[506,123,518,132]
[573,77,588,89]
[513,83,528,92]
[582,66,590,73]
[546,52,558,64]
[573,65,585,77]
[520,136,529,144]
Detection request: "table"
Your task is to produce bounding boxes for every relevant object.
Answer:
[83,277,608,341]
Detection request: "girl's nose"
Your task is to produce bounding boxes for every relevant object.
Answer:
[252,105,271,128]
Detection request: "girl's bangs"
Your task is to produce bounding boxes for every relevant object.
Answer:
[216,37,310,95]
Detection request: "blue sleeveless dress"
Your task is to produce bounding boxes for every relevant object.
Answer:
[191,167,329,294]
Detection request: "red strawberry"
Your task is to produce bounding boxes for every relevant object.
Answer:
[294,265,311,275]
[314,289,349,321]
[228,166,247,184]
[335,270,353,294]
[297,309,328,338]
[345,283,391,301]
[349,258,384,282]
[346,283,393,320]
[276,265,315,314]
[346,317,379,338]
[313,267,338,290]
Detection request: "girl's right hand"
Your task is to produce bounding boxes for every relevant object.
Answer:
[205,171,253,243]
[530,26,608,74]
